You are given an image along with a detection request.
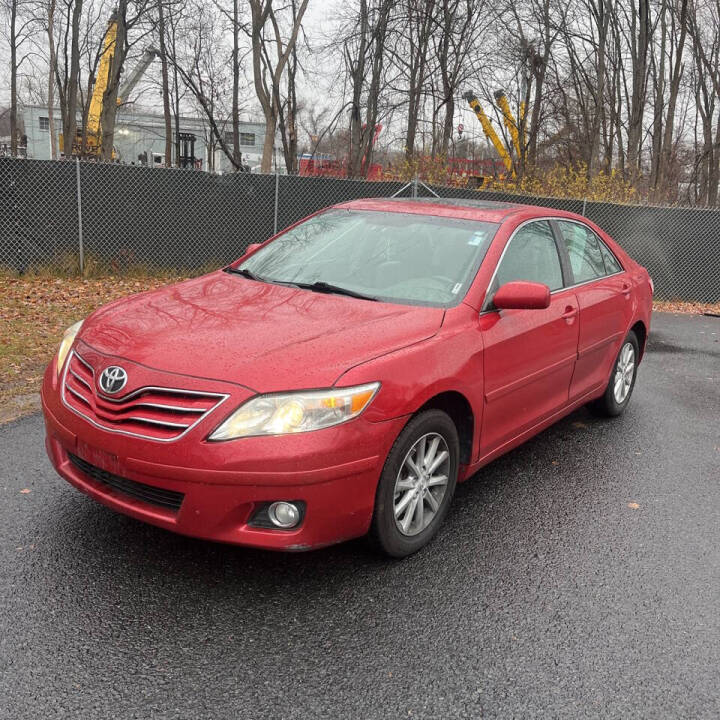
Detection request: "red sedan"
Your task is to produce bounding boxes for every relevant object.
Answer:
[41,199,653,557]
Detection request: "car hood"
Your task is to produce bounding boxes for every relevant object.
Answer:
[80,271,444,392]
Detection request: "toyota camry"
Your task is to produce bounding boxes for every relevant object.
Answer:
[41,198,653,557]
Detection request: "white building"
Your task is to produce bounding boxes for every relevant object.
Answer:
[21,104,267,173]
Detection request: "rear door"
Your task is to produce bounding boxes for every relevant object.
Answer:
[554,220,634,402]
[479,219,580,455]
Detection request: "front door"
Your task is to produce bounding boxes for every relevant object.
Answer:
[479,219,580,456]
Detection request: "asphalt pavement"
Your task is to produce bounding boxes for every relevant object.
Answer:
[1,312,719,719]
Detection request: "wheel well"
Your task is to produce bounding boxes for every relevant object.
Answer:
[631,320,647,360]
[419,391,474,465]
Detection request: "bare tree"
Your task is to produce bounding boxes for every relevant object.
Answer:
[394,0,436,158]
[61,0,84,156]
[46,0,58,158]
[3,0,37,153]
[156,0,173,165]
[165,0,243,170]
[554,0,612,176]
[500,0,567,171]
[658,0,688,193]
[618,0,651,175]
[98,0,154,160]
[247,0,310,173]
[686,0,720,203]
[342,0,394,176]
[432,0,490,158]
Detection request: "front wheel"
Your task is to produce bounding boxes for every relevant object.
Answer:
[588,330,639,417]
[369,409,459,558]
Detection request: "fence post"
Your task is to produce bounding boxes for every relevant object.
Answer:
[412,174,418,199]
[75,158,85,274]
[273,170,280,235]
[582,196,587,217]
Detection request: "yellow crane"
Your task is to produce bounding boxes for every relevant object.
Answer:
[461,90,512,175]
[462,89,527,178]
[494,89,522,159]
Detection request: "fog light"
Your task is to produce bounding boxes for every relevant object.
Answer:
[268,501,300,529]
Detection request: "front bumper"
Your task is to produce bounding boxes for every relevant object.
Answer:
[42,360,406,551]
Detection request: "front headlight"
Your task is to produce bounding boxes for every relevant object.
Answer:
[56,320,84,377]
[208,382,380,440]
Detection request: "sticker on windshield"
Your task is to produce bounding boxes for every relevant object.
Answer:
[468,231,486,246]
[451,283,463,295]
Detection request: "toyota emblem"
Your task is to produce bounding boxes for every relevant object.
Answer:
[99,366,128,395]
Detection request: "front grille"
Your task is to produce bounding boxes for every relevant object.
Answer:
[68,453,185,511]
[62,351,228,441]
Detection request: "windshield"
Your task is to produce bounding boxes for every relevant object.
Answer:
[237,209,499,307]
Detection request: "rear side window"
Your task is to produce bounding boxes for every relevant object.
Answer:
[494,220,564,292]
[599,241,622,273]
[556,221,606,283]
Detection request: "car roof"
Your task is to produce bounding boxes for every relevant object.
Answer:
[333,197,535,223]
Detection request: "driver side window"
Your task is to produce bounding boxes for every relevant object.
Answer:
[488,220,563,308]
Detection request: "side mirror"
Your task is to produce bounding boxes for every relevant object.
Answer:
[245,243,262,256]
[493,281,551,310]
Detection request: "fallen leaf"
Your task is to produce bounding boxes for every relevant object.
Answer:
[20,488,31,494]
[627,502,640,509]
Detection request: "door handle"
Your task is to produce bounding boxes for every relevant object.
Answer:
[622,281,631,297]
[561,305,578,321]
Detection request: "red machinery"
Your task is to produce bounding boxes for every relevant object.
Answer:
[300,125,384,180]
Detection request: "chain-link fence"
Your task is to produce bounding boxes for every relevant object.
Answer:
[1,156,719,302]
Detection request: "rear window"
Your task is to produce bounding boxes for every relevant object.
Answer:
[599,241,622,273]
[556,221,606,283]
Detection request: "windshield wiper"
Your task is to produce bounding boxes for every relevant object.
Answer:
[225,266,302,288]
[225,269,376,300]
[294,281,378,301]
[224,266,264,281]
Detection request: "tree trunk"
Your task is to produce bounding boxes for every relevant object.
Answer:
[248,0,309,174]
[440,94,454,156]
[710,118,720,205]
[261,113,277,171]
[587,0,609,179]
[347,0,368,176]
[99,5,128,162]
[626,0,650,175]
[157,0,172,167]
[232,0,242,169]
[657,0,687,195]
[10,0,18,155]
[47,0,58,159]
[404,0,434,159]
[63,0,83,157]
[170,18,181,167]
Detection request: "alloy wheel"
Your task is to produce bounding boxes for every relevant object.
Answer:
[393,432,450,537]
[613,342,635,404]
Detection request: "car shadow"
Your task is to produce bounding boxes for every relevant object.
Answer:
[31,398,645,661]
[41,403,614,596]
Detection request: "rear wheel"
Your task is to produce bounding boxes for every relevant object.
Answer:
[370,410,459,558]
[588,330,639,417]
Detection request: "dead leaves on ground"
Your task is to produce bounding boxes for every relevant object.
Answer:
[652,299,720,315]
[0,274,184,423]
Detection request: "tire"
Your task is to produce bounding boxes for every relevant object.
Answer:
[588,330,640,417]
[369,409,459,558]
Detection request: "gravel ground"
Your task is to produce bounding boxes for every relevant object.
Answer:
[1,312,718,719]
